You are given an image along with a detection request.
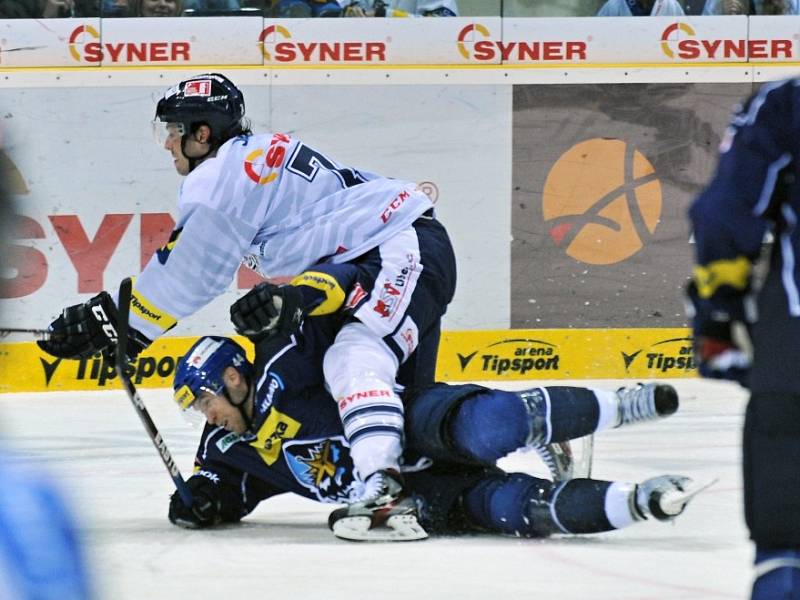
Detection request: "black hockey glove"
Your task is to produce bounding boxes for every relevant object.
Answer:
[230,282,305,343]
[685,280,752,387]
[37,291,150,361]
[168,475,223,529]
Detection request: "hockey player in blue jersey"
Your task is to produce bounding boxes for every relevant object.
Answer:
[37,73,456,534]
[166,312,707,541]
[687,78,800,599]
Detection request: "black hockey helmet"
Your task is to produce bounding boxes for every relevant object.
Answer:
[154,73,246,149]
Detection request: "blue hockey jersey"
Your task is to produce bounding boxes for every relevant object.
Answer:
[192,314,364,505]
[689,79,800,315]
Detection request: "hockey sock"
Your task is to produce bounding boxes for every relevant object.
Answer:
[542,386,603,441]
[752,547,800,600]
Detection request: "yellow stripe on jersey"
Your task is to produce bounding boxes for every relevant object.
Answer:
[130,283,179,331]
[290,271,346,316]
[693,256,752,299]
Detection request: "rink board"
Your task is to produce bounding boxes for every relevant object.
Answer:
[0,327,694,393]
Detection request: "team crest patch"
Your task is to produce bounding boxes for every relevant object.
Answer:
[282,437,356,503]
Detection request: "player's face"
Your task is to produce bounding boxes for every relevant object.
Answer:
[162,124,210,176]
[194,392,247,434]
[162,125,191,176]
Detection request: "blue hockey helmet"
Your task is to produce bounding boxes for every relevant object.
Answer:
[173,336,253,411]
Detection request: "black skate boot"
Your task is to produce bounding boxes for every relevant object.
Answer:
[329,469,428,542]
[615,383,679,427]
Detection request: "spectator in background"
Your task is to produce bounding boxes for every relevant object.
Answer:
[269,0,342,16]
[0,0,100,17]
[133,0,182,15]
[342,0,457,15]
[755,0,798,12]
[596,0,684,15]
[102,0,131,15]
[184,0,249,14]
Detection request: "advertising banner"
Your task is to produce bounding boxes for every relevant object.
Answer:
[436,328,695,381]
[0,18,102,68]
[1,16,794,69]
[511,82,752,328]
[260,17,503,65]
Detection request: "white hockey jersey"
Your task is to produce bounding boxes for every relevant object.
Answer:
[129,132,433,340]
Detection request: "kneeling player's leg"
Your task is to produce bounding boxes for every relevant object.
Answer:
[745,392,800,599]
[406,383,677,466]
[461,472,701,537]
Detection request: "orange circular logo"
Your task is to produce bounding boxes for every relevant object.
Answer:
[457,23,491,60]
[542,138,662,266]
[68,24,100,62]
[259,25,291,61]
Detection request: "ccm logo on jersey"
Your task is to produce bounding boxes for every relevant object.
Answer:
[380,190,411,224]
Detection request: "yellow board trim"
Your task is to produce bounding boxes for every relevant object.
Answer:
[0,328,696,393]
[693,256,751,299]
[290,271,346,316]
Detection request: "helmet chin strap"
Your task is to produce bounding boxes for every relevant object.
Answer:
[180,134,215,173]
[222,377,254,434]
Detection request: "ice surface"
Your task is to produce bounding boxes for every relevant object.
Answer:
[0,379,751,600]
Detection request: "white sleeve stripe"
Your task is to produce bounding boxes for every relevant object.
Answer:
[780,205,800,316]
[753,152,793,217]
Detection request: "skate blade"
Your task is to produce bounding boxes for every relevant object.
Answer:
[661,477,718,515]
[332,514,429,542]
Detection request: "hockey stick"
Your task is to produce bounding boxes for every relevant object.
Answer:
[115,277,194,507]
[0,327,60,339]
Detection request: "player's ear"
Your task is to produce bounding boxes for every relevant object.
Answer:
[193,124,212,144]
[222,366,241,388]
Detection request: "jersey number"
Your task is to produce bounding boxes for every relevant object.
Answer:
[287,144,367,189]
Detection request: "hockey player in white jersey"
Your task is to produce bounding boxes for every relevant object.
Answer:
[38,72,457,538]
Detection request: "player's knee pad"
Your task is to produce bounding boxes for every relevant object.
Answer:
[745,393,800,546]
[404,383,491,463]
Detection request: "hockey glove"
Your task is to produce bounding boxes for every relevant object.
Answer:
[37,291,150,361]
[168,476,223,529]
[685,280,752,387]
[230,282,305,343]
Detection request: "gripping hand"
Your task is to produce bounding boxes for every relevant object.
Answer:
[685,280,752,387]
[37,291,150,361]
[168,476,222,529]
[230,282,305,343]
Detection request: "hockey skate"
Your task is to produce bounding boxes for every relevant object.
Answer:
[615,383,679,427]
[632,475,717,521]
[329,469,428,542]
